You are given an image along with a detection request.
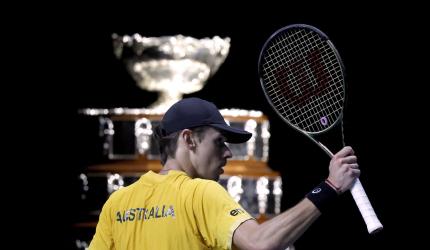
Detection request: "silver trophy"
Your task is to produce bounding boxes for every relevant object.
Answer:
[112,34,230,112]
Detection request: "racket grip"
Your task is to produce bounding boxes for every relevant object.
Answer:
[350,178,383,234]
[316,142,383,233]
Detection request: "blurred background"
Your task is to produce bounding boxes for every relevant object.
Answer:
[25,4,425,249]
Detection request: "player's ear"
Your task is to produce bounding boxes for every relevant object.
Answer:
[182,129,196,150]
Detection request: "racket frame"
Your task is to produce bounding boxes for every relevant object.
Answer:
[258,24,383,234]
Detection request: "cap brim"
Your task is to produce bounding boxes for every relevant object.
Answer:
[211,124,252,144]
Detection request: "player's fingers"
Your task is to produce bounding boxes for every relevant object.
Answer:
[339,163,358,173]
[342,155,357,164]
[349,163,359,169]
[335,146,354,158]
[348,168,361,178]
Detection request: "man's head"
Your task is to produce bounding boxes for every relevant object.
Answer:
[153,97,252,180]
[159,97,252,143]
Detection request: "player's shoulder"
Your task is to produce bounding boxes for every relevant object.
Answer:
[186,178,227,196]
[105,181,138,202]
[188,177,219,188]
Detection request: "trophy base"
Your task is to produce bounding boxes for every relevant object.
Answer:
[147,92,183,113]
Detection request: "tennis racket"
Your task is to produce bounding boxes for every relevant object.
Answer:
[258,24,383,234]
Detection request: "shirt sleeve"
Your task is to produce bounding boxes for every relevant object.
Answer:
[88,198,115,250]
[193,181,254,250]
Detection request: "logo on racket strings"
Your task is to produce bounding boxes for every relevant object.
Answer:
[274,48,329,106]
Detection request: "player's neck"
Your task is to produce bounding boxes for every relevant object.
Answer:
[159,159,185,175]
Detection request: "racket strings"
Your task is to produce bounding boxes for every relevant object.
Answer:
[261,28,344,133]
[267,32,341,116]
[266,30,342,120]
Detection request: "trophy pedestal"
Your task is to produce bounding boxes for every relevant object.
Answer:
[147,90,183,113]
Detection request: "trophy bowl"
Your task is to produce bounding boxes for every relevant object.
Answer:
[112,34,231,112]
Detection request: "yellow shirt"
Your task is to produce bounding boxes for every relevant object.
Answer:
[89,170,254,250]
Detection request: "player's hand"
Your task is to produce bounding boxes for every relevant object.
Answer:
[327,146,360,193]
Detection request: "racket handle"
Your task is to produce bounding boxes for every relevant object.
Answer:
[317,142,383,233]
[350,178,383,234]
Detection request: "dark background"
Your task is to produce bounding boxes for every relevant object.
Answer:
[24,4,425,249]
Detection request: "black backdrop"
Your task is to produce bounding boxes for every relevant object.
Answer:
[30,4,425,249]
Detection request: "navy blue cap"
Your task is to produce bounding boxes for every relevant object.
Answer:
[161,97,252,143]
